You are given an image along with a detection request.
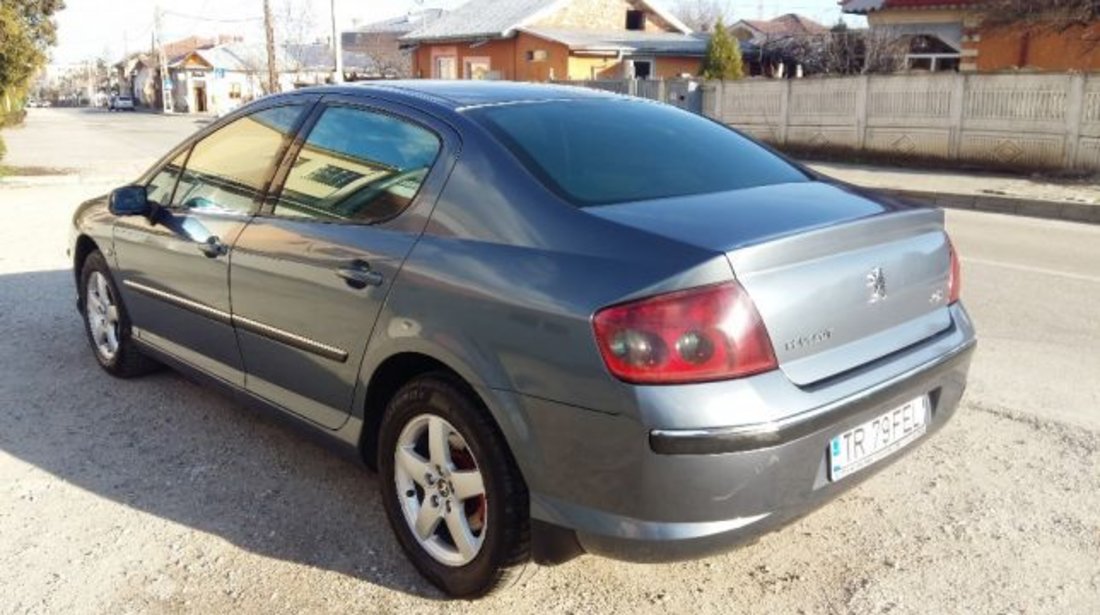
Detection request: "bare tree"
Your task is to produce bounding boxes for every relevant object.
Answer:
[860,29,908,74]
[757,25,907,77]
[671,0,734,33]
[358,35,411,78]
[277,0,317,49]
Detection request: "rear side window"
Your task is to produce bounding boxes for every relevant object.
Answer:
[170,105,306,214]
[273,106,441,222]
[469,99,808,206]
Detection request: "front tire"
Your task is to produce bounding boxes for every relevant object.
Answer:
[378,374,530,598]
[79,251,159,378]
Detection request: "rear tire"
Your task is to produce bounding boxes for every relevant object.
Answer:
[378,374,530,598]
[79,251,159,378]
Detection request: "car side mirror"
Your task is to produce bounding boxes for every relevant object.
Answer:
[108,185,151,217]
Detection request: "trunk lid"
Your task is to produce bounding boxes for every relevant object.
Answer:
[587,181,953,386]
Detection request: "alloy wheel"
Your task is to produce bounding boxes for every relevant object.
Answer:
[86,271,120,361]
[393,414,488,567]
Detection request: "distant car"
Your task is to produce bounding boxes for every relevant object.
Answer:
[69,82,976,598]
[108,95,135,112]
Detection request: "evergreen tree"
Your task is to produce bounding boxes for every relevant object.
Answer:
[0,0,65,113]
[700,18,744,80]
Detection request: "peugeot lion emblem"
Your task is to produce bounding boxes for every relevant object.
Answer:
[867,267,887,303]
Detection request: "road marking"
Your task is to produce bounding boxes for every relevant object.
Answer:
[963,257,1100,284]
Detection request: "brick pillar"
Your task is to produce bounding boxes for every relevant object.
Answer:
[960,15,983,72]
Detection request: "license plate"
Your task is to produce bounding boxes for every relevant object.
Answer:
[829,396,929,482]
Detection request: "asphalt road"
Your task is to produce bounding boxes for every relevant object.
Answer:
[2,107,206,180]
[0,109,1097,614]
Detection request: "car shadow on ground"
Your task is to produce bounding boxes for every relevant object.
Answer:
[0,268,444,600]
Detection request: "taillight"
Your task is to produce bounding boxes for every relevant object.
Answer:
[947,237,961,304]
[592,282,778,385]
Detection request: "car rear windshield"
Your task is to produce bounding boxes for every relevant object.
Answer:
[469,99,808,206]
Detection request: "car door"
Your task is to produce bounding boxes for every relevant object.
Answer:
[229,97,456,429]
[112,101,313,386]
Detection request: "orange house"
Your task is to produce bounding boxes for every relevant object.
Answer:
[842,0,1100,72]
[401,0,707,81]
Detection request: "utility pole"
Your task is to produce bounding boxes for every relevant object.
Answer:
[263,0,278,94]
[330,0,344,83]
[85,60,94,107]
[153,5,173,112]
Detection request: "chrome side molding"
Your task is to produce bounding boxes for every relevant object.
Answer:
[122,279,349,363]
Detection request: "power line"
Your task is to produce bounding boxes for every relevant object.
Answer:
[160,10,263,23]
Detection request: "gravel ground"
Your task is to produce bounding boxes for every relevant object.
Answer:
[1,117,1098,613]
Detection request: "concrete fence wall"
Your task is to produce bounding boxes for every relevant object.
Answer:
[703,73,1100,171]
[551,79,704,113]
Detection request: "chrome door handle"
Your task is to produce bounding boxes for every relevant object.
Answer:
[198,236,228,258]
[336,264,384,289]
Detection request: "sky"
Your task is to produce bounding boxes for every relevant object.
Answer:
[51,0,864,65]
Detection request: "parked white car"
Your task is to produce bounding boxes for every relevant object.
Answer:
[108,95,135,112]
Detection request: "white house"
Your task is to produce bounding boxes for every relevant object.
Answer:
[166,42,379,115]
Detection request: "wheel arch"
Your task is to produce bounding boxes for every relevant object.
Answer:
[360,351,462,469]
[72,234,101,298]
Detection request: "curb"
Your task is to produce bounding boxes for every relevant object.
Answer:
[0,175,128,188]
[879,189,1100,225]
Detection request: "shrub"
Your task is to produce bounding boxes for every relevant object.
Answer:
[1,110,26,128]
[701,18,745,80]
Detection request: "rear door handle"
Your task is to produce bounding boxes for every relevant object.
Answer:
[336,263,384,289]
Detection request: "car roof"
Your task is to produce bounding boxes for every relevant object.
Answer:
[286,80,621,110]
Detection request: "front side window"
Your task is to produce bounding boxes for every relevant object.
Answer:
[145,150,188,208]
[170,104,306,215]
[273,106,441,222]
[469,99,808,207]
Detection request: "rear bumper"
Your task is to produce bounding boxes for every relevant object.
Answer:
[525,304,976,564]
[649,338,975,455]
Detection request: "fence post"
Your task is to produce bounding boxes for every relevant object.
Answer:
[657,79,667,104]
[948,73,967,161]
[855,75,870,150]
[779,79,791,145]
[627,79,638,97]
[1065,73,1086,169]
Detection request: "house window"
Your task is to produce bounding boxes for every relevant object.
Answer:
[906,55,961,72]
[465,57,491,80]
[434,56,458,79]
[627,59,653,79]
[905,35,961,73]
[229,83,242,99]
[626,10,647,31]
[526,49,549,62]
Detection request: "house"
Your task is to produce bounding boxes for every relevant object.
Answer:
[342,9,446,77]
[401,0,707,81]
[113,36,242,110]
[730,13,828,46]
[284,43,380,82]
[841,0,1100,72]
[729,13,830,77]
[166,43,297,115]
[164,42,377,115]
